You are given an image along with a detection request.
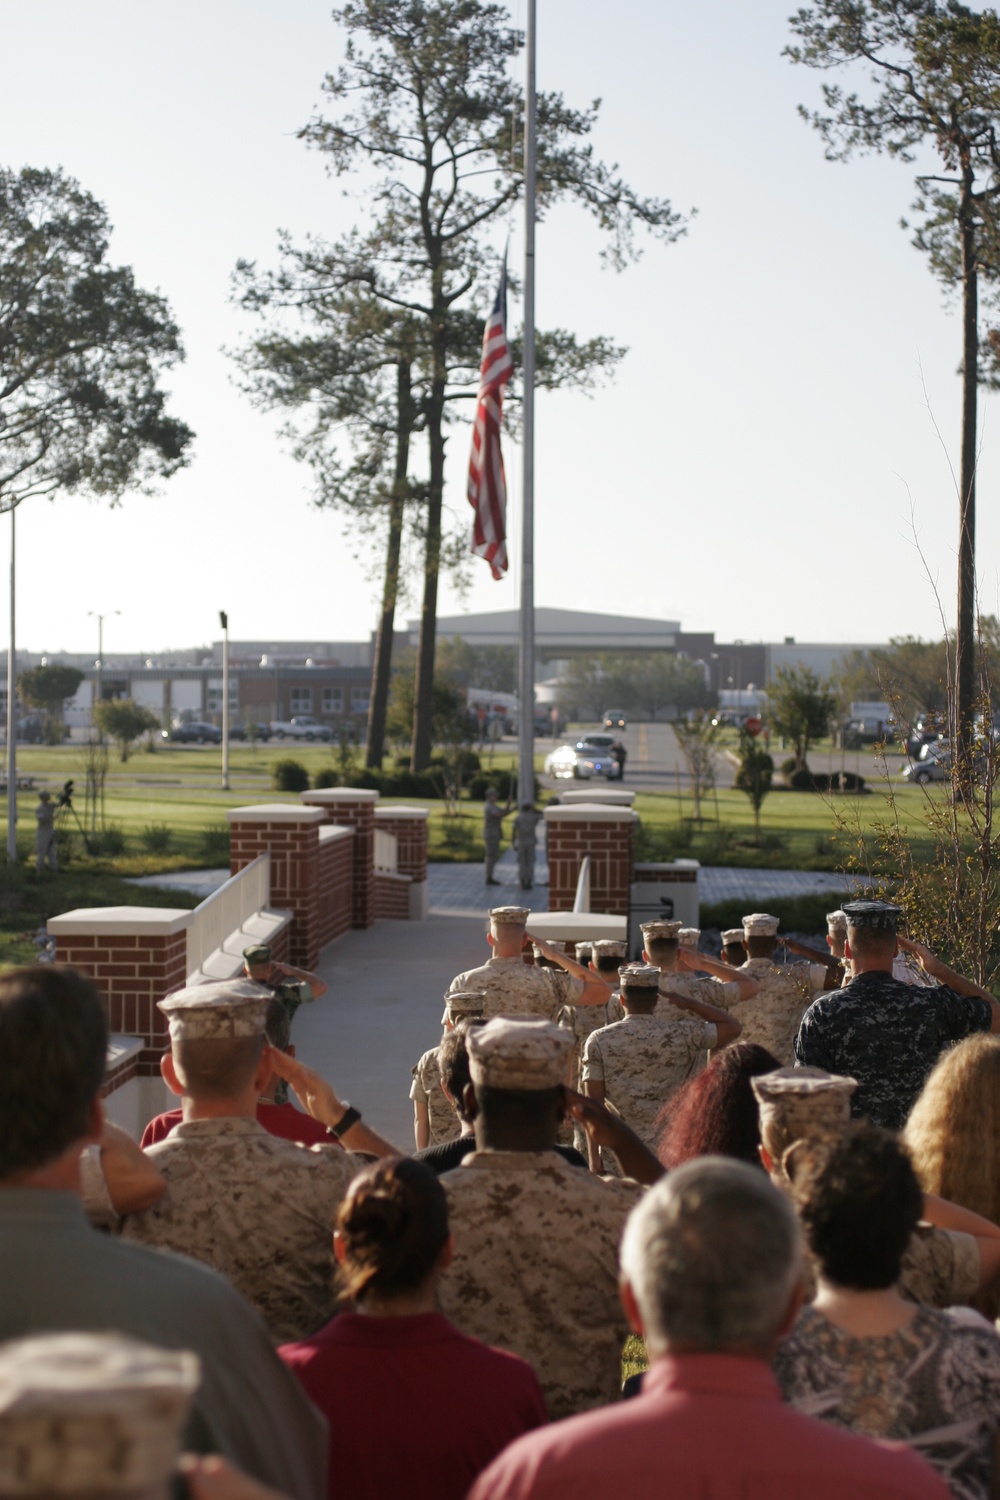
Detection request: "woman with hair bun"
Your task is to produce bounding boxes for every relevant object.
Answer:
[279,1156,547,1500]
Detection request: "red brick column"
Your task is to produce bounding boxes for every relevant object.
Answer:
[544,804,637,917]
[48,907,193,1077]
[301,789,378,930]
[227,805,325,969]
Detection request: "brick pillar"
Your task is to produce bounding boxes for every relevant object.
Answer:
[301,789,378,930]
[227,805,325,968]
[48,907,193,1077]
[374,804,428,920]
[543,804,637,916]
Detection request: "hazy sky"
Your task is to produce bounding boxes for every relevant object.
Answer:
[1,0,996,657]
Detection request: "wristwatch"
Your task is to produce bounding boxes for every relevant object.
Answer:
[326,1103,361,1140]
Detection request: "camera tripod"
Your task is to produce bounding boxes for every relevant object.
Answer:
[52,780,99,858]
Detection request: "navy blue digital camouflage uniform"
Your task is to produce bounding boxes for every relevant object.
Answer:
[794,971,992,1130]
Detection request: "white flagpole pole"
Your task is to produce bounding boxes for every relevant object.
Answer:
[516,0,536,890]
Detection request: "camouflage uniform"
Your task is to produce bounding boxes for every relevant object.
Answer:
[410,1044,460,1145]
[447,956,584,1023]
[795,971,993,1130]
[121,1117,361,1343]
[581,1012,717,1144]
[559,996,616,1088]
[439,1150,643,1420]
[602,973,739,1028]
[900,1225,980,1307]
[729,957,827,1065]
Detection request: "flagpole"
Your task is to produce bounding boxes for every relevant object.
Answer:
[516,0,537,890]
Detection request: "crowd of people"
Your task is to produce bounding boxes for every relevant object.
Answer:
[3,898,1000,1498]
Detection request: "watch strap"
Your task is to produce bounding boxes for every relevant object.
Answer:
[327,1104,361,1139]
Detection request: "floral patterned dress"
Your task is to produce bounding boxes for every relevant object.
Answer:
[775,1304,1000,1500]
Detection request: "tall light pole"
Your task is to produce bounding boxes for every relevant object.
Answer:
[88,609,120,711]
[87,609,119,836]
[220,611,230,792]
[516,0,537,888]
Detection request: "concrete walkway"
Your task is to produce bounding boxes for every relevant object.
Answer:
[291,912,488,1148]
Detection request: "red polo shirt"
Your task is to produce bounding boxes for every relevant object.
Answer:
[280,1311,547,1500]
[468,1354,949,1500]
[140,1101,332,1150]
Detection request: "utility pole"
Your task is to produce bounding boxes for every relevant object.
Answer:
[87,609,119,836]
[220,611,230,791]
[516,0,537,890]
[88,609,120,711]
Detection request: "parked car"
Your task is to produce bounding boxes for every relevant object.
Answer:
[268,715,334,741]
[902,742,950,784]
[544,734,622,781]
[226,723,271,742]
[162,721,222,744]
[905,729,940,761]
[602,709,628,730]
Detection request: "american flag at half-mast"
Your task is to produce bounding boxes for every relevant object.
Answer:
[468,257,515,579]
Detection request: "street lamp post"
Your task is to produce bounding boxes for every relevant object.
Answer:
[88,609,120,711]
[220,611,229,792]
[87,610,119,836]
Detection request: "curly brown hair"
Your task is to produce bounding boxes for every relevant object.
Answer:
[788,1124,922,1290]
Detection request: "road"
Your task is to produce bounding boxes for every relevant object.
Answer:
[536,723,902,794]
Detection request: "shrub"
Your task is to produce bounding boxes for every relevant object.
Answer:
[780,757,798,777]
[386,770,441,798]
[346,769,382,791]
[790,768,825,791]
[141,823,173,854]
[701,893,841,937]
[313,767,339,790]
[271,759,310,793]
[430,749,480,776]
[96,823,126,857]
[199,824,230,862]
[734,752,774,790]
[789,769,868,794]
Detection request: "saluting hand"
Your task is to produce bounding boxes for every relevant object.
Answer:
[268,1050,343,1127]
[896,935,934,971]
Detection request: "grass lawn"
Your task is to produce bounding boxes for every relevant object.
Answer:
[630,779,939,872]
[0,740,944,963]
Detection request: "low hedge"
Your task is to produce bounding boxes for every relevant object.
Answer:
[788,769,868,794]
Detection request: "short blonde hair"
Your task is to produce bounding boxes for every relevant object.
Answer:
[905,1032,1000,1231]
